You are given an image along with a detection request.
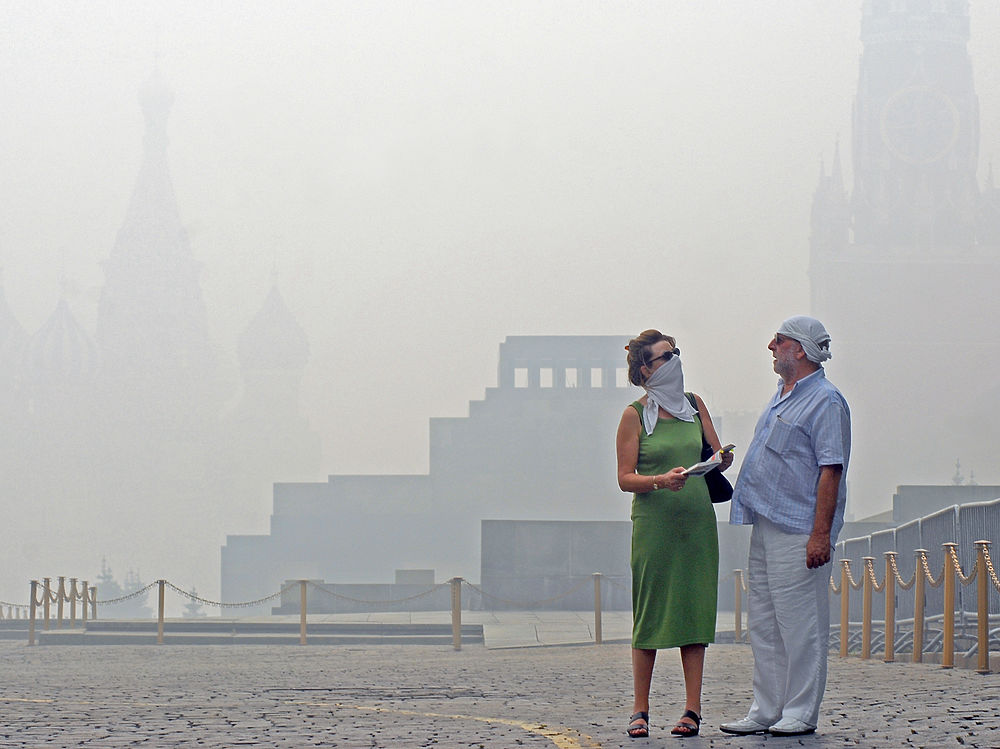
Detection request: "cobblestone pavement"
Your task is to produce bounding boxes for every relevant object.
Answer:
[1,640,998,748]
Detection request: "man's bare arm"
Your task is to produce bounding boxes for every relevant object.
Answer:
[806,464,843,569]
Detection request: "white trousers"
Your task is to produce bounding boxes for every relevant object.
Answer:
[745,515,831,728]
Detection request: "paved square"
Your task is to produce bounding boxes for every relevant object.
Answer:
[1,641,997,747]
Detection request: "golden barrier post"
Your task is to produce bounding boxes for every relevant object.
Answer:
[42,577,51,631]
[90,586,97,620]
[57,576,66,628]
[451,577,462,651]
[975,540,991,674]
[883,552,896,663]
[913,549,927,663]
[157,580,165,645]
[69,578,77,626]
[734,570,743,642]
[299,580,308,646]
[861,557,874,660]
[81,581,89,626]
[593,573,603,645]
[839,560,850,657]
[941,542,957,669]
[28,580,38,646]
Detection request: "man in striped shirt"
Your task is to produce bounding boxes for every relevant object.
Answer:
[721,316,851,738]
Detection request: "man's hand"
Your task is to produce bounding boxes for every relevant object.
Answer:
[806,531,831,569]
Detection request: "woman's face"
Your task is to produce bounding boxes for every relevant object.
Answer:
[642,340,677,381]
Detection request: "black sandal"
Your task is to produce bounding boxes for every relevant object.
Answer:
[670,709,701,737]
[627,711,650,738]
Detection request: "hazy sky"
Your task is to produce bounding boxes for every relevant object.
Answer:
[3,2,1000,563]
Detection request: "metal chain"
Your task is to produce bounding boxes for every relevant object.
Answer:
[97,581,160,605]
[946,545,977,585]
[888,554,916,590]
[919,553,944,589]
[983,544,1000,593]
[163,580,295,608]
[461,576,593,608]
[306,580,450,605]
[829,575,840,594]
[864,558,885,593]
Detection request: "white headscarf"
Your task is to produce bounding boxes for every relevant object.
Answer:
[777,315,832,363]
[641,355,696,435]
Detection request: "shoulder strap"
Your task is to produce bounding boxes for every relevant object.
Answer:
[685,392,699,415]
[685,392,705,435]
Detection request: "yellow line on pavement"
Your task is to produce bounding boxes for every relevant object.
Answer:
[286,700,602,748]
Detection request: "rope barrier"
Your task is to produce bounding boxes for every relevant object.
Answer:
[22,539,996,666]
[844,561,863,591]
[983,545,1000,593]
[863,558,885,593]
[946,545,978,585]
[888,553,916,590]
[919,552,944,589]
[596,575,631,592]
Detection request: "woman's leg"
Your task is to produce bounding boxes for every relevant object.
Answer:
[631,647,656,720]
[677,643,706,725]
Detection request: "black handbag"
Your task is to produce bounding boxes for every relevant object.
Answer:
[685,393,734,503]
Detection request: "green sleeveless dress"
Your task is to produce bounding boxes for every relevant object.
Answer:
[629,401,719,649]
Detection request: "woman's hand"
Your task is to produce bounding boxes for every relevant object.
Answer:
[658,467,688,492]
[719,451,734,472]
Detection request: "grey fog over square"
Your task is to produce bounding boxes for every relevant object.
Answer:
[2,2,1000,611]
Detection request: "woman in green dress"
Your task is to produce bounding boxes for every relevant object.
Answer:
[616,329,732,739]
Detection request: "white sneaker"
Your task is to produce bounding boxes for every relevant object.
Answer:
[769,717,816,736]
[719,717,770,735]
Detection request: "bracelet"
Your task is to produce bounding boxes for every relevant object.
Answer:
[652,476,661,491]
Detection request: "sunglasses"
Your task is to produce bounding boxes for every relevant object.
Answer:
[648,348,680,365]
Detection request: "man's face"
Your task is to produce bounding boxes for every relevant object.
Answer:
[768,333,802,380]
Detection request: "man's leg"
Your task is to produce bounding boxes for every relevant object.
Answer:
[744,520,784,727]
[768,525,831,727]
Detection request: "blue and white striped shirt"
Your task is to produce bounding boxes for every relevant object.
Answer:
[729,368,851,542]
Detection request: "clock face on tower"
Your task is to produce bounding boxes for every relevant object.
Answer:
[879,85,960,165]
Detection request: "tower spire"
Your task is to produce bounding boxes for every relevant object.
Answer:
[95,68,220,425]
